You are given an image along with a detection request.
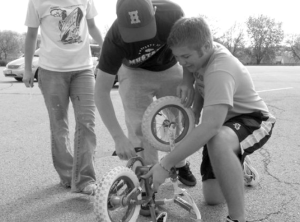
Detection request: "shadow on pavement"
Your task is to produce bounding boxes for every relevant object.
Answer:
[0,184,93,222]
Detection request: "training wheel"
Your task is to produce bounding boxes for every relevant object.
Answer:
[94,166,141,222]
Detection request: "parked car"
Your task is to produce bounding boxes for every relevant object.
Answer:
[3,45,100,82]
[3,49,40,82]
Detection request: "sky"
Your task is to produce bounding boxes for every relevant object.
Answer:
[0,0,299,36]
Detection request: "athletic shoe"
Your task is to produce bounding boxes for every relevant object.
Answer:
[176,162,197,186]
[243,156,259,186]
[81,183,97,196]
[60,181,71,189]
[226,215,249,222]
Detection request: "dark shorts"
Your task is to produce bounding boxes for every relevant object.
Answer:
[201,112,276,181]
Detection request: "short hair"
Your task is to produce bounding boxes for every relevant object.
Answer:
[167,16,213,51]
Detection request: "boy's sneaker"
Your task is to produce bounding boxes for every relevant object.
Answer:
[81,183,97,196]
[176,162,197,186]
[60,180,71,189]
[226,215,249,222]
[243,156,259,186]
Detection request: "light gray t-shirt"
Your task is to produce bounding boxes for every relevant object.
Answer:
[194,42,269,121]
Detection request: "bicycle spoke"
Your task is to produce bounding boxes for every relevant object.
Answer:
[153,106,188,142]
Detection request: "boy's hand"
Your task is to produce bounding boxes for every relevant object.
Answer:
[23,70,35,88]
[176,83,194,107]
[141,163,169,192]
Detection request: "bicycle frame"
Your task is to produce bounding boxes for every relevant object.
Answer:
[115,163,201,222]
[96,97,202,222]
[128,123,201,221]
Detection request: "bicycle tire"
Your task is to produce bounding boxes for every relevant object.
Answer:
[94,166,141,222]
[142,96,195,152]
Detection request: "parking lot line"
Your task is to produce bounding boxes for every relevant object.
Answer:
[257,87,293,93]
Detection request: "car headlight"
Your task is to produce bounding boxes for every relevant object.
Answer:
[8,64,21,69]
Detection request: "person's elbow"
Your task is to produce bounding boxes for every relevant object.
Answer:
[202,104,229,134]
[87,18,101,37]
[94,79,109,109]
[87,18,96,30]
[26,27,39,38]
[95,70,116,95]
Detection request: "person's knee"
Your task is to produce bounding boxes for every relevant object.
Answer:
[204,195,224,206]
[202,179,225,205]
[207,127,240,157]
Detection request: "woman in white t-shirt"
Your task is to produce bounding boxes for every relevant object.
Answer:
[23,0,103,195]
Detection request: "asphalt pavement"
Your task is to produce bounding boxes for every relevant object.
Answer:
[0,66,300,222]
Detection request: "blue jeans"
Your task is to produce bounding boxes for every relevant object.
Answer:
[38,68,96,192]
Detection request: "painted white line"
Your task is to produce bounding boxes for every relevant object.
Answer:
[257,87,293,93]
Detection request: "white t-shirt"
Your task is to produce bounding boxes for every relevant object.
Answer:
[194,42,270,121]
[25,0,97,72]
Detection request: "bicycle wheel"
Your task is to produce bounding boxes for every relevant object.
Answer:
[94,166,141,222]
[142,96,195,152]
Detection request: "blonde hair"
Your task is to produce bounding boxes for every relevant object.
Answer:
[167,17,213,52]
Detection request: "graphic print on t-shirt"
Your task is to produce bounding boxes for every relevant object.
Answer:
[50,6,83,44]
[128,43,163,66]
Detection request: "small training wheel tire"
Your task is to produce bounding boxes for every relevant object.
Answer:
[94,166,141,222]
[142,96,195,152]
[126,156,145,171]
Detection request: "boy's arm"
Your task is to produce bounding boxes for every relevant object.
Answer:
[87,18,103,46]
[24,27,39,87]
[143,103,229,191]
[192,89,204,125]
[177,67,195,107]
[182,67,195,85]
[162,103,229,169]
[94,69,137,160]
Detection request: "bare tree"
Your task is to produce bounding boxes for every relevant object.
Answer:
[0,30,21,60]
[286,34,300,62]
[246,15,284,64]
[219,22,245,57]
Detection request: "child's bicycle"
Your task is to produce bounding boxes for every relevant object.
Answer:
[94,96,201,222]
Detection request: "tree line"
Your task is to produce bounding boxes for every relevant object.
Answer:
[1,14,300,65]
[206,14,299,65]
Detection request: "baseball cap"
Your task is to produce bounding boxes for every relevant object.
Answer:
[116,0,157,43]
